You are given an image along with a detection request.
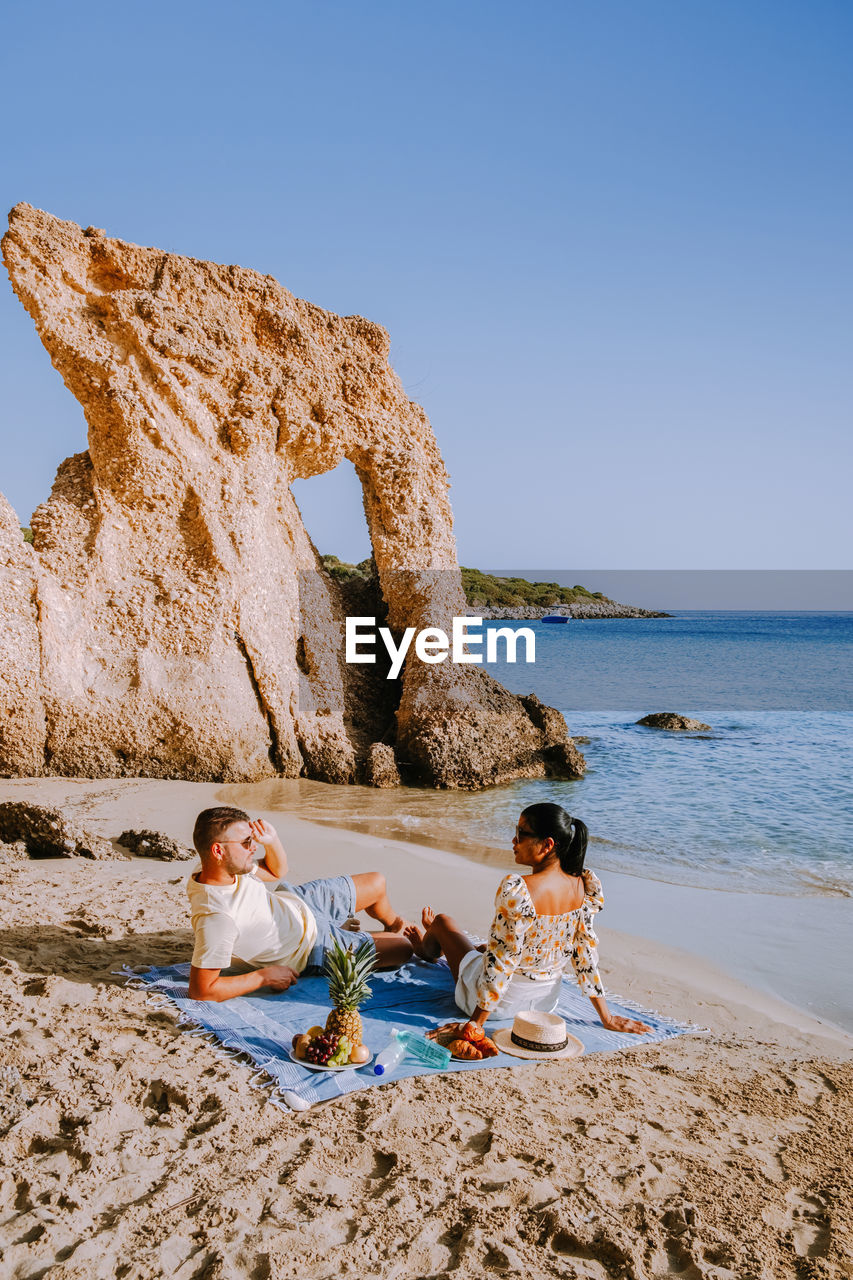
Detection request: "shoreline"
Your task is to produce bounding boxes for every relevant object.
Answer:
[3,774,853,1276]
[470,604,671,619]
[2,774,850,1048]
[218,779,853,1036]
[227,796,853,1049]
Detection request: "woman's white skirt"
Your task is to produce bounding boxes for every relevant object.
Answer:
[454,949,563,1021]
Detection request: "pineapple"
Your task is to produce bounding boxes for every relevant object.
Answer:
[323,939,377,1047]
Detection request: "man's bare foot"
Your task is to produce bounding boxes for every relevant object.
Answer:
[384,914,414,934]
[403,920,441,962]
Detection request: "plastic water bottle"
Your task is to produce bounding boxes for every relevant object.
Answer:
[373,1038,406,1076]
[373,1028,452,1075]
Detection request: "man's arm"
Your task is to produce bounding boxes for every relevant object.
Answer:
[188,963,299,1002]
[249,818,288,881]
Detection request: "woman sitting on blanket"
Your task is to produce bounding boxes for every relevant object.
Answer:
[405,803,650,1037]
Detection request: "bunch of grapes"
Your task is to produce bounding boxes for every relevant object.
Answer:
[304,1033,341,1065]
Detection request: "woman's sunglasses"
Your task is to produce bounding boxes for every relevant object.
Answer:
[514,825,537,842]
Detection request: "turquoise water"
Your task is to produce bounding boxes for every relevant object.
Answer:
[226,612,852,1028]
[492,611,853,713]
[236,614,853,900]
[485,613,853,897]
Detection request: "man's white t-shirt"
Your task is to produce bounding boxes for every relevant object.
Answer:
[187,869,318,972]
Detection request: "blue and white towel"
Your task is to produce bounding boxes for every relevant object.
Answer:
[127,958,696,1108]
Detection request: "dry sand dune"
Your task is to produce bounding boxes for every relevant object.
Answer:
[1,780,852,1279]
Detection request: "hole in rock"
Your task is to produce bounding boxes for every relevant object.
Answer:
[291,461,371,566]
[291,461,399,761]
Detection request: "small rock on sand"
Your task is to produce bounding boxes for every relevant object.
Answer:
[0,800,117,859]
[117,828,194,861]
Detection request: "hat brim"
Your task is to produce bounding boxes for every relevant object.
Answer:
[491,1028,585,1061]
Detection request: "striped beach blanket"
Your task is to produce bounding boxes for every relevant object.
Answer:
[126,958,696,1109]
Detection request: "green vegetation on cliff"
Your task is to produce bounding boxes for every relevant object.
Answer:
[320,556,608,608]
[321,554,374,582]
[461,569,608,608]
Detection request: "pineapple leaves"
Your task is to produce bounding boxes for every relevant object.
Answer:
[323,938,378,1011]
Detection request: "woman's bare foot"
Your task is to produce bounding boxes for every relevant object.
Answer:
[403,911,442,962]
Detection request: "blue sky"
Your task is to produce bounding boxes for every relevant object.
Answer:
[1,0,851,571]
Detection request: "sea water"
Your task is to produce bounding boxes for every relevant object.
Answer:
[485,612,853,899]
[240,613,853,901]
[223,612,853,1029]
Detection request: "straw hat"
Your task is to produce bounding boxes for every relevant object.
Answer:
[492,1012,584,1061]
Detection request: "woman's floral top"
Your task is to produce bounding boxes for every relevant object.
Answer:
[474,869,606,1011]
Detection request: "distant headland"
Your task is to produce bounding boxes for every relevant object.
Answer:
[322,558,670,620]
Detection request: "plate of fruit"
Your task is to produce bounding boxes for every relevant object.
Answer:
[290,938,378,1070]
[290,1027,373,1071]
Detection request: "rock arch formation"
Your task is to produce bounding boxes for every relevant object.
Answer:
[0,204,583,787]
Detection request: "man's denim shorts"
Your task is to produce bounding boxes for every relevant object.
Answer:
[277,874,376,973]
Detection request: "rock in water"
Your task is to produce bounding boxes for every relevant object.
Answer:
[364,743,401,789]
[1,204,585,788]
[637,713,712,732]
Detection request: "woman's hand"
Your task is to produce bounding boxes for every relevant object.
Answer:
[600,1013,651,1035]
[427,1019,484,1041]
[428,1020,466,1040]
[590,995,650,1035]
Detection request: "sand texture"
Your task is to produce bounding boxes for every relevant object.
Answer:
[1,779,852,1279]
[0,203,583,791]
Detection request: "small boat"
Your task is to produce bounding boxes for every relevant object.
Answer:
[541,615,570,624]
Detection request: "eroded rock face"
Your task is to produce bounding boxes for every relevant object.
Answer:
[364,743,401,789]
[1,204,585,788]
[0,495,45,777]
[636,713,712,732]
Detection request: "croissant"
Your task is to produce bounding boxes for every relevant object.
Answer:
[449,1038,483,1060]
[478,1036,499,1057]
[462,1022,485,1043]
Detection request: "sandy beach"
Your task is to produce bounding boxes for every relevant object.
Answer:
[1,776,851,1280]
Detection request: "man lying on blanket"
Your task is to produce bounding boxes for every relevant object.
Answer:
[188,806,413,1002]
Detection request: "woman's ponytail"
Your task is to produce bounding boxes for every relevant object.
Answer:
[559,817,588,876]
